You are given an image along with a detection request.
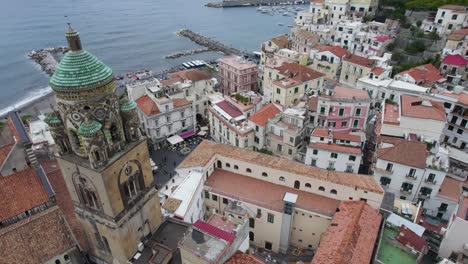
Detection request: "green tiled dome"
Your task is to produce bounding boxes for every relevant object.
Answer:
[44,112,63,126]
[78,119,102,137]
[120,99,137,112]
[49,50,114,91]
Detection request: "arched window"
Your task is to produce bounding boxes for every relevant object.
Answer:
[249,231,255,241]
[119,161,144,206]
[217,160,222,168]
[68,129,81,152]
[55,260,61,264]
[234,165,239,170]
[110,123,121,143]
[318,186,325,191]
[75,175,100,210]
[246,168,252,173]
[305,183,311,188]
[262,172,268,177]
[225,163,231,168]
[102,236,112,254]
[330,189,337,195]
[123,177,138,199]
[294,180,300,189]
[279,176,286,182]
[64,255,69,261]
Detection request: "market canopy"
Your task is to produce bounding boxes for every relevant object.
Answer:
[167,135,183,145]
[198,131,207,136]
[180,130,195,139]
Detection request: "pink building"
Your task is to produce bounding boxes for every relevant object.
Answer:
[314,83,371,133]
[218,56,258,95]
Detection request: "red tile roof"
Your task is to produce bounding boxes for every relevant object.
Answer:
[193,220,235,243]
[216,101,243,118]
[442,54,468,66]
[0,142,14,169]
[0,167,50,221]
[438,177,463,202]
[398,64,444,85]
[206,169,341,216]
[376,140,427,169]
[181,141,384,194]
[448,28,468,41]
[401,95,446,122]
[343,54,375,68]
[317,45,351,58]
[173,98,191,108]
[439,5,467,11]
[309,142,362,155]
[383,102,400,125]
[311,201,382,264]
[311,129,362,142]
[248,103,281,127]
[321,85,370,100]
[308,96,318,112]
[136,95,160,116]
[275,62,324,82]
[226,251,265,264]
[458,195,468,219]
[396,225,427,252]
[271,35,290,48]
[0,206,77,264]
[441,91,468,107]
[371,67,385,76]
[170,69,211,82]
[375,35,392,43]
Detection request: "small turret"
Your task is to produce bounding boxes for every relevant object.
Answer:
[65,23,82,52]
[119,97,141,142]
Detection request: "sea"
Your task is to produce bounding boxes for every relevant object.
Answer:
[0,0,306,115]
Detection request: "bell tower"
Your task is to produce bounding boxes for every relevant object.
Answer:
[46,26,162,264]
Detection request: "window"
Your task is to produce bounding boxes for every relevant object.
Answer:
[204,190,210,198]
[166,115,171,122]
[277,144,282,152]
[262,172,268,177]
[386,163,393,172]
[339,108,344,116]
[355,108,361,116]
[457,128,463,135]
[294,87,299,93]
[330,189,337,194]
[311,159,317,166]
[294,180,300,189]
[330,153,338,159]
[448,125,454,131]
[341,121,347,127]
[401,182,413,192]
[279,176,286,182]
[349,155,356,161]
[234,165,239,170]
[408,168,416,177]
[246,168,252,173]
[249,231,255,241]
[154,119,159,126]
[353,119,359,128]
[267,213,274,223]
[212,194,218,201]
[102,236,111,254]
[181,120,185,128]
[452,14,458,20]
[320,107,326,114]
[276,88,281,94]
[288,149,292,155]
[318,186,325,191]
[427,173,436,183]
[380,177,391,186]
[328,122,336,127]
[305,183,311,188]
[265,241,273,251]
[226,163,230,168]
[55,260,61,264]
[313,149,318,155]
[345,164,353,173]
[249,218,255,228]
[180,111,185,118]
[461,119,467,128]
[223,198,228,204]
[420,187,432,197]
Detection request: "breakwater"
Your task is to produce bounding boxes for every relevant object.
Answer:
[27,47,67,76]
[206,0,308,8]
[165,47,210,59]
[177,29,241,55]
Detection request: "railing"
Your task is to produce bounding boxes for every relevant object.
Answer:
[400,188,412,195]
[326,166,336,171]
[374,167,393,175]
[437,207,447,212]
[405,174,417,179]
[424,178,437,185]
[419,192,431,198]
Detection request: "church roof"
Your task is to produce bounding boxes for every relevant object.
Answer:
[49,31,113,91]
[44,112,62,126]
[78,119,102,136]
[120,99,137,112]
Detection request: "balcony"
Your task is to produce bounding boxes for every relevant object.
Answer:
[424,178,437,185]
[437,207,447,212]
[419,192,431,199]
[405,174,417,180]
[374,167,393,175]
[400,188,413,195]
[326,166,336,171]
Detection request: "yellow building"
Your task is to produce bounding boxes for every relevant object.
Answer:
[339,54,375,88]
[46,27,162,264]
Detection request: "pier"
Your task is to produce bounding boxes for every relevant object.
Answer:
[27,47,67,76]
[177,29,241,56]
[206,0,308,8]
[165,47,210,59]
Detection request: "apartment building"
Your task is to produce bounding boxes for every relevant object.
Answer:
[128,80,195,144]
[443,28,468,57]
[273,49,308,66]
[424,176,465,221]
[291,28,321,55]
[263,62,324,105]
[218,56,258,95]
[380,95,447,142]
[440,54,468,86]
[394,64,445,88]
[373,138,449,205]
[441,90,468,151]
[339,54,375,87]
[315,83,371,133]
[265,107,307,161]
[248,103,282,151]
[310,45,350,80]
[261,35,290,65]
[305,128,363,173]
[176,140,384,254]
[421,5,468,34]
[208,93,263,149]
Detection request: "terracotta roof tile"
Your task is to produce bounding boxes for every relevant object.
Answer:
[317,45,350,58]
[439,5,467,11]
[397,64,444,85]
[312,201,381,264]
[377,140,427,169]
[215,101,243,118]
[396,225,427,252]
[0,167,50,221]
[437,176,463,202]
[311,129,362,142]
[0,142,14,169]
[442,54,468,66]
[0,206,77,264]
[226,251,265,264]
[180,141,384,194]
[308,96,318,112]
[135,95,160,116]
[271,35,290,48]
[343,54,375,68]
[193,220,235,243]
[248,103,281,127]
[401,95,446,122]
[383,102,400,125]
[206,170,341,216]
[441,91,468,107]
[448,28,468,41]
[309,142,362,155]
[275,62,324,82]
[320,85,370,100]
[371,67,385,75]
[170,69,210,82]
[173,98,191,108]
[294,28,320,42]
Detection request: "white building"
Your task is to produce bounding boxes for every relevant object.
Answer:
[128,79,196,144]
[305,128,363,173]
[373,138,449,206]
[248,103,282,151]
[421,5,468,34]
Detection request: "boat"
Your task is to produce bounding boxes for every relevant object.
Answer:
[277,23,285,26]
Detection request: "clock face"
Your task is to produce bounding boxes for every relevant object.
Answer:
[94,108,106,120]
[125,165,133,175]
[114,100,119,110]
[71,112,82,122]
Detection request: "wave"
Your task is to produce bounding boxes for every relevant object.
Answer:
[0,86,53,117]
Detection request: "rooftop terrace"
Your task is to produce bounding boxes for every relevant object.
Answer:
[376,227,418,264]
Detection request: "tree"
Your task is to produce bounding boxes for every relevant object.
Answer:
[416,20,422,28]
[405,40,426,54]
